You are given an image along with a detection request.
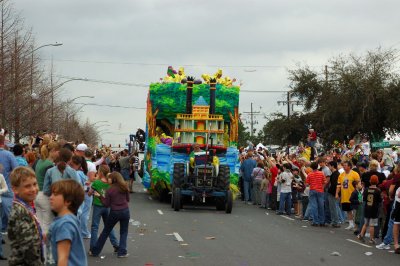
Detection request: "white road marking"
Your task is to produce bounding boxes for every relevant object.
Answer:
[346,239,372,248]
[173,232,184,242]
[148,196,153,200]
[280,215,295,221]
[157,209,164,215]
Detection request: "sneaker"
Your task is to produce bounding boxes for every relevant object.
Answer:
[345,225,354,230]
[376,243,391,250]
[88,251,98,257]
[357,234,365,243]
[113,246,119,253]
[118,253,129,258]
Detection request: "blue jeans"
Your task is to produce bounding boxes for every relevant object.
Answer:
[1,193,12,232]
[383,207,395,245]
[338,201,346,223]
[77,193,93,238]
[121,168,130,181]
[243,181,252,202]
[92,208,130,256]
[309,190,325,225]
[324,192,331,224]
[0,202,3,257]
[279,192,292,215]
[327,194,340,225]
[90,205,119,251]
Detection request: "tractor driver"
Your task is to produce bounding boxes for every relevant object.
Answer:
[189,143,220,172]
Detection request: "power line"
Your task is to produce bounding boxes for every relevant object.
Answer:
[73,102,146,110]
[58,75,291,93]
[241,90,289,93]
[58,75,148,87]
[46,58,295,69]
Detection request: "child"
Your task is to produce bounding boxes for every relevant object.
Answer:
[88,165,119,253]
[46,179,86,266]
[69,155,92,239]
[357,175,382,244]
[90,172,130,258]
[291,168,305,217]
[260,168,270,209]
[350,180,363,234]
[8,166,43,265]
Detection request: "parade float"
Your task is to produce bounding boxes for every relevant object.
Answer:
[143,68,240,211]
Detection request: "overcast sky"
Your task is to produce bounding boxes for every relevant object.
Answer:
[13,0,400,146]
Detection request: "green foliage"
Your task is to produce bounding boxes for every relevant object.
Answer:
[150,168,171,185]
[238,118,251,147]
[149,83,240,123]
[230,173,239,186]
[261,112,308,146]
[264,47,400,146]
[230,141,238,147]
[147,137,157,156]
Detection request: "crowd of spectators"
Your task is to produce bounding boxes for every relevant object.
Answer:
[0,129,141,264]
[239,137,400,254]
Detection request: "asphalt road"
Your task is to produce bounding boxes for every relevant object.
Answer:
[2,184,400,265]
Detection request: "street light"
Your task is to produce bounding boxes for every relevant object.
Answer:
[92,120,109,126]
[95,124,111,129]
[50,78,88,131]
[30,42,63,134]
[32,43,63,54]
[68,95,94,103]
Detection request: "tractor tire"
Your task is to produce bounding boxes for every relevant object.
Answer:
[173,187,181,211]
[225,190,233,214]
[173,163,185,188]
[215,197,225,211]
[217,165,230,191]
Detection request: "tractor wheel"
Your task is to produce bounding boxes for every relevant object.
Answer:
[218,165,230,191]
[215,197,225,211]
[173,163,185,188]
[173,188,181,211]
[225,190,233,214]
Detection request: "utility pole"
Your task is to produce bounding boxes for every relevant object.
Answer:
[277,91,302,118]
[243,102,261,137]
[325,65,328,83]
